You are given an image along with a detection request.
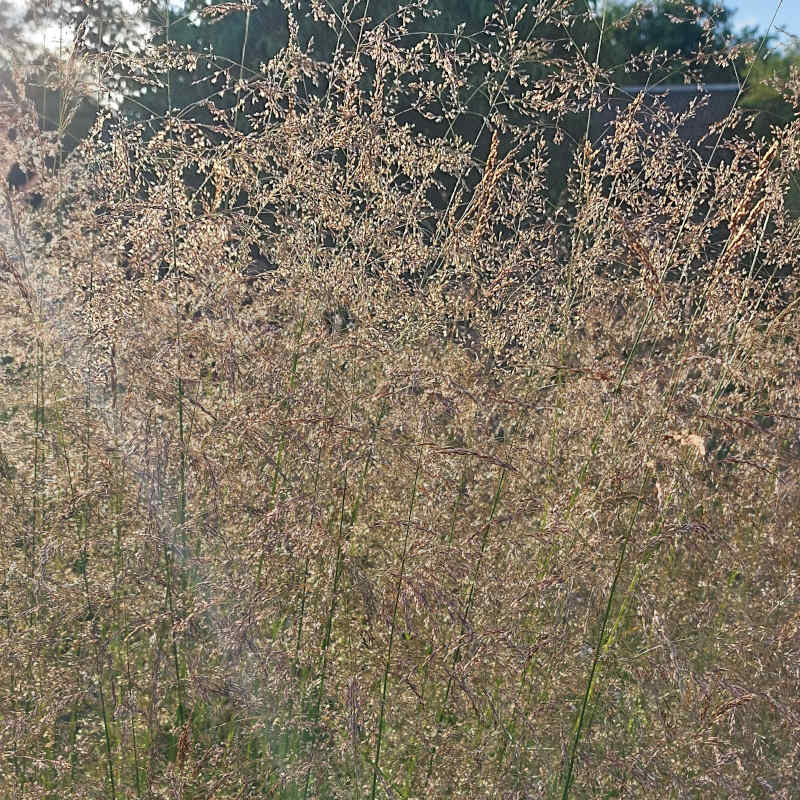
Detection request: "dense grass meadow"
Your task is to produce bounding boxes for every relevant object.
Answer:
[1,2,799,797]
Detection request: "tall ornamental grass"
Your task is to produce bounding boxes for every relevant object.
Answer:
[0,2,798,797]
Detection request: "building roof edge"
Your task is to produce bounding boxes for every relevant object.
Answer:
[606,83,741,95]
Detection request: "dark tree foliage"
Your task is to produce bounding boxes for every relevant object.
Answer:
[739,43,800,214]
[602,0,749,83]
[14,0,758,122]
[4,0,777,219]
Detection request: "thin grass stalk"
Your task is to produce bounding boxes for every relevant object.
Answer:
[233,3,251,134]
[172,194,187,593]
[69,144,120,787]
[417,467,469,717]
[706,211,777,420]
[654,208,771,438]
[302,467,350,800]
[443,468,468,547]
[95,626,118,800]
[295,354,336,666]
[410,467,467,772]
[26,59,45,569]
[493,509,546,780]
[269,309,308,497]
[343,394,388,795]
[304,301,370,794]
[125,635,143,798]
[602,57,775,407]
[349,398,388,526]
[557,232,706,794]
[584,552,646,734]
[78,505,118,799]
[632,27,775,295]
[263,304,315,789]
[548,0,612,345]
[288,346,365,787]
[161,0,188,733]
[79,200,119,794]
[425,467,505,789]
[110,452,143,797]
[493,650,532,779]
[559,491,645,799]
[68,694,80,785]
[254,305,309,591]
[162,534,186,728]
[737,219,784,334]
[460,468,505,651]
[298,313,364,796]
[369,447,423,800]
[614,35,779,398]
[31,339,43,560]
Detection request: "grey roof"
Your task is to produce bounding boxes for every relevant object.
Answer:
[589,83,742,148]
[609,83,741,94]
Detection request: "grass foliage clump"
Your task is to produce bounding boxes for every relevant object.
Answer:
[1,2,799,797]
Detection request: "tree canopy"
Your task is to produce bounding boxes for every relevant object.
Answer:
[2,0,789,210]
